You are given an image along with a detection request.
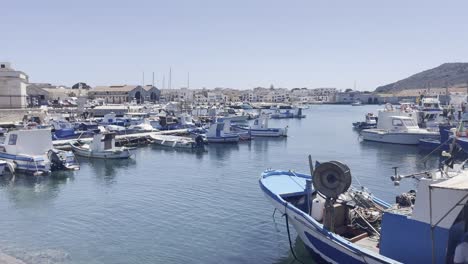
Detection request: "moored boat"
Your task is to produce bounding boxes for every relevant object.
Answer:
[205,122,239,143]
[150,134,205,149]
[0,129,79,174]
[70,132,136,159]
[260,156,468,264]
[361,106,438,145]
[233,115,287,137]
[353,113,377,130]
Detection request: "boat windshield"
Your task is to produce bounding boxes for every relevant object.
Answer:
[402,119,417,127]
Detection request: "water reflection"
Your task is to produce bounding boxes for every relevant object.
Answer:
[0,174,70,208]
[77,157,137,185]
[273,236,316,264]
[359,140,440,172]
[207,143,240,161]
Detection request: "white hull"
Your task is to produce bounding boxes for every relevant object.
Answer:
[207,136,239,143]
[150,135,200,149]
[264,193,391,264]
[0,152,50,174]
[235,127,287,137]
[71,145,134,159]
[361,130,438,145]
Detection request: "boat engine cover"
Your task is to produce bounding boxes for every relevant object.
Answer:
[312,161,352,199]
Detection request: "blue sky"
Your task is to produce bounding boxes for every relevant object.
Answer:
[2,0,467,90]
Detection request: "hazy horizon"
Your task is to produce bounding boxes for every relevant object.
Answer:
[2,0,468,90]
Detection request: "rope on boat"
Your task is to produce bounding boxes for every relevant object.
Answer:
[419,135,455,165]
[283,202,306,264]
[289,171,306,190]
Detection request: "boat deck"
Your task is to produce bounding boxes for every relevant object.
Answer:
[354,235,380,253]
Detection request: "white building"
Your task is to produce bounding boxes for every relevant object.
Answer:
[0,62,29,108]
[207,91,226,102]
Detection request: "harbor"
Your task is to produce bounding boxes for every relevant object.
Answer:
[0,104,450,263]
[4,1,468,263]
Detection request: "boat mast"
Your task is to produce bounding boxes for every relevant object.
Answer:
[187,72,190,89]
[169,67,172,90]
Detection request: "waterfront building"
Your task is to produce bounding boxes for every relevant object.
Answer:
[89,85,160,104]
[335,90,380,104]
[160,88,194,102]
[27,83,82,106]
[0,62,29,108]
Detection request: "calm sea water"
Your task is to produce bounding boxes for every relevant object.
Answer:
[0,105,441,264]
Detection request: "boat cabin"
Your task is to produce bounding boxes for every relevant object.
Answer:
[1,129,53,156]
[252,115,269,129]
[365,113,377,124]
[378,115,419,131]
[91,132,117,151]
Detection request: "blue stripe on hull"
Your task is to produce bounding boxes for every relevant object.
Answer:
[304,232,364,264]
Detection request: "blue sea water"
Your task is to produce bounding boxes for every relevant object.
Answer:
[0,105,441,264]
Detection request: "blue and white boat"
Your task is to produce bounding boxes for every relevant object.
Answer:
[205,122,239,143]
[0,129,79,174]
[233,115,287,137]
[260,157,468,263]
[419,124,453,151]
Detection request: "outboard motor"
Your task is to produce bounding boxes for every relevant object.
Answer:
[47,149,80,171]
[48,149,65,171]
[194,135,205,148]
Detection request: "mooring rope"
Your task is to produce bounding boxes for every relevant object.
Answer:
[283,202,306,264]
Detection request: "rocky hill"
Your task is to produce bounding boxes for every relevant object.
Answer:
[375,63,468,93]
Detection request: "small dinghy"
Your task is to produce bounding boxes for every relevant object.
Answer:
[150,134,205,149]
[70,132,135,159]
[260,155,468,264]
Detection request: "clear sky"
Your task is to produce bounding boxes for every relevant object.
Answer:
[2,0,468,90]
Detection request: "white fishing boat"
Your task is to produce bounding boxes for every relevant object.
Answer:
[70,132,136,159]
[0,129,79,174]
[360,105,438,145]
[418,96,444,130]
[205,122,239,143]
[150,134,205,149]
[233,115,287,137]
[351,100,363,106]
[260,155,468,264]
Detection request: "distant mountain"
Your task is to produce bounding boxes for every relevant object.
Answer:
[375,63,468,93]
